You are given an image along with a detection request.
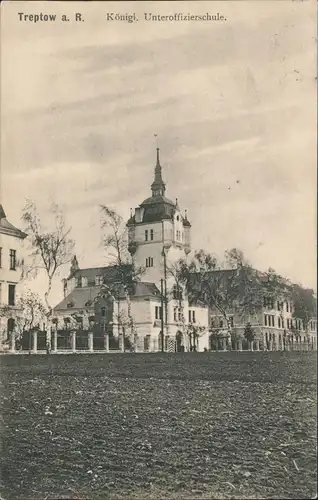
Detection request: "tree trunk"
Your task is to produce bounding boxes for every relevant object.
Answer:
[125,290,136,350]
[45,277,53,348]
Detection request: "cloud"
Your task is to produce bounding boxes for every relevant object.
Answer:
[1,0,316,305]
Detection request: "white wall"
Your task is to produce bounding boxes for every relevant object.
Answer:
[0,232,26,342]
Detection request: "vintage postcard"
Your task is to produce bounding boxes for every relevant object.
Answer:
[0,1,317,499]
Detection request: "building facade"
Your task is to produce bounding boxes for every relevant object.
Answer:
[54,150,210,351]
[0,205,27,348]
[209,293,317,351]
[53,150,316,353]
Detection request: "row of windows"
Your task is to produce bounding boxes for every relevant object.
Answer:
[155,306,196,323]
[171,308,196,323]
[144,229,184,243]
[210,316,234,328]
[309,320,317,331]
[0,283,16,306]
[0,248,17,270]
[264,315,303,330]
[263,297,293,312]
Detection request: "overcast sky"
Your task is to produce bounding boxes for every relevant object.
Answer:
[1,1,316,306]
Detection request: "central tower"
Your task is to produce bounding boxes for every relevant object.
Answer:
[127,148,191,285]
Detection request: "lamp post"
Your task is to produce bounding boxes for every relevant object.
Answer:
[103,318,110,353]
[160,278,164,352]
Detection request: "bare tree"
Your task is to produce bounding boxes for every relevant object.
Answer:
[21,200,75,317]
[174,248,288,346]
[0,290,47,344]
[100,205,144,350]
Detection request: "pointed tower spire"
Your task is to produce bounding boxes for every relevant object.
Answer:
[151,135,166,197]
[156,147,160,167]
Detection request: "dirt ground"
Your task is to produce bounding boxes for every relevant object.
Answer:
[0,352,317,500]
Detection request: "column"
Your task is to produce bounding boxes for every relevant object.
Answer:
[71,331,76,353]
[88,332,93,352]
[255,339,260,351]
[268,340,273,351]
[32,331,38,353]
[10,332,16,353]
[152,336,158,352]
[52,328,58,352]
[237,339,243,351]
[249,341,254,351]
[134,334,140,353]
[104,333,109,353]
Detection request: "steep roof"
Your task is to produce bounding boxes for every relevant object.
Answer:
[54,281,161,312]
[0,205,27,239]
[54,287,100,311]
[68,265,132,283]
[139,195,176,223]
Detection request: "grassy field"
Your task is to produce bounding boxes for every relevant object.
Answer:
[0,352,317,500]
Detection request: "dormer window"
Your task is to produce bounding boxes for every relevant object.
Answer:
[95,276,104,286]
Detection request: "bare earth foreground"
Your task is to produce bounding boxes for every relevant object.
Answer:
[0,352,317,500]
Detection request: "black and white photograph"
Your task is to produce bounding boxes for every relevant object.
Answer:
[0,1,317,499]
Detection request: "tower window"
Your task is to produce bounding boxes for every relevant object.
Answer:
[172,285,183,300]
[176,216,179,221]
[150,229,154,241]
[145,230,148,241]
[10,249,17,270]
[146,257,154,268]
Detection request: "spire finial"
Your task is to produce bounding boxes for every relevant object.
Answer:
[154,134,160,166]
[175,198,178,206]
[151,134,165,196]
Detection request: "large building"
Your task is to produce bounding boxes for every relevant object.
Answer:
[53,150,316,353]
[0,205,27,347]
[53,149,210,352]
